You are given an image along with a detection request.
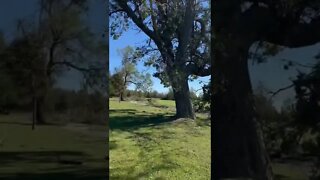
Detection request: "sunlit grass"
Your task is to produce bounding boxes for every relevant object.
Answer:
[109,98,211,179]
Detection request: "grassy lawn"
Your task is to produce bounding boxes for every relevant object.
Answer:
[153,99,175,108]
[0,113,107,180]
[273,161,311,180]
[109,98,211,179]
[110,97,314,180]
[0,98,312,180]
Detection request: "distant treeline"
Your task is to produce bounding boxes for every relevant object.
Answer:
[109,88,199,101]
[0,86,106,124]
[0,87,105,111]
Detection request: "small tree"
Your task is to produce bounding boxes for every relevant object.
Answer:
[110,69,125,100]
[5,0,106,125]
[117,46,138,101]
[135,72,153,96]
[113,46,153,101]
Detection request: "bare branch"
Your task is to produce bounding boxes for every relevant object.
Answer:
[281,58,315,68]
[127,80,137,85]
[116,0,158,42]
[52,60,103,72]
[109,9,125,16]
[268,84,295,98]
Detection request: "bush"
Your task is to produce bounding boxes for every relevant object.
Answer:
[193,99,210,113]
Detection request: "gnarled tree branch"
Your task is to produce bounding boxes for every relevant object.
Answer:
[52,60,102,72]
[186,63,210,77]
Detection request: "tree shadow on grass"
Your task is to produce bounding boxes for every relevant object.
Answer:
[109,140,118,150]
[274,174,289,180]
[110,163,175,180]
[0,169,107,180]
[0,151,86,164]
[110,141,178,180]
[110,113,176,131]
[109,109,138,114]
[0,121,33,126]
[0,121,63,127]
[110,129,179,179]
[0,151,107,180]
[109,110,183,178]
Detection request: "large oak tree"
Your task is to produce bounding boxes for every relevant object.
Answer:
[213,0,320,179]
[110,0,211,119]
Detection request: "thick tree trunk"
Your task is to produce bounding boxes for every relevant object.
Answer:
[32,96,36,130]
[212,43,273,179]
[171,74,195,119]
[36,95,46,124]
[34,73,48,125]
[119,91,124,102]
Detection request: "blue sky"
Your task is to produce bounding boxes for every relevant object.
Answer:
[1,0,319,108]
[109,26,210,95]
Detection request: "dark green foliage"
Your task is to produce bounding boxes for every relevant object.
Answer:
[0,36,39,111]
[193,100,208,113]
[110,71,124,97]
[111,46,153,101]
[192,81,210,113]
[54,93,70,113]
[254,60,320,179]
[291,61,320,179]
[254,90,283,155]
[293,64,320,130]
[44,88,106,124]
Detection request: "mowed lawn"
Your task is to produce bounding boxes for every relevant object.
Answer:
[109,98,314,180]
[109,98,211,180]
[0,113,107,180]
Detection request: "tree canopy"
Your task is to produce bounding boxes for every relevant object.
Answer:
[213,0,320,179]
[110,0,210,118]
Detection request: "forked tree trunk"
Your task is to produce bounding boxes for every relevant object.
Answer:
[170,72,195,119]
[212,43,273,179]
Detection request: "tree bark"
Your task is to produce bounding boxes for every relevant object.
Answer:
[35,95,46,124]
[34,72,48,125]
[119,91,124,102]
[212,41,273,179]
[32,96,36,129]
[169,71,195,119]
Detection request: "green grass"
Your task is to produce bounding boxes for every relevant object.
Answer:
[109,98,211,179]
[0,98,312,179]
[153,99,175,108]
[273,162,310,180]
[110,98,313,180]
[0,113,107,180]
